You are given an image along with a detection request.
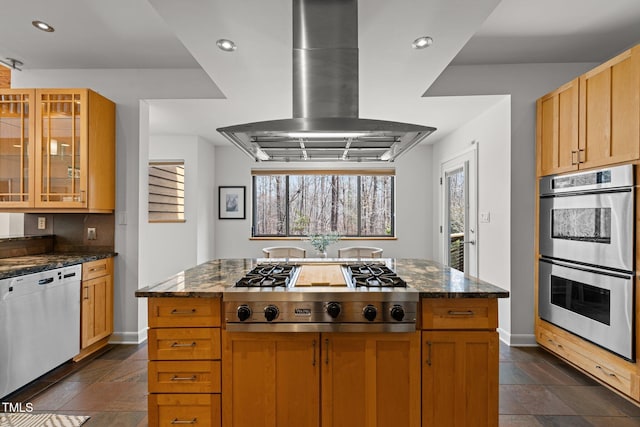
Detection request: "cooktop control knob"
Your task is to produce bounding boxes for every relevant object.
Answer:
[237,305,252,321]
[264,305,279,322]
[326,302,342,319]
[390,305,405,321]
[363,305,377,322]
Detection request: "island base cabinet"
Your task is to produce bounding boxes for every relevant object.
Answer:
[322,332,421,427]
[422,331,498,427]
[149,393,221,427]
[222,332,320,427]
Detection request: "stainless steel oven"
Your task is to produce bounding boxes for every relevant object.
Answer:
[538,164,635,360]
[539,164,634,272]
[539,258,634,359]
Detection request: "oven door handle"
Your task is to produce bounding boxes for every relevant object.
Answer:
[540,187,632,198]
[539,257,633,280]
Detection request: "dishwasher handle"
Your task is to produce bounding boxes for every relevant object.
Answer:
[38,277,55,285]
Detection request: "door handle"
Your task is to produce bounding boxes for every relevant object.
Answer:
[461,240,475,245]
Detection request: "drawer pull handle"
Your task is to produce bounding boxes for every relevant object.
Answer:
[171,342,196,348]
[447,310,474,316]
[171,309,197,315]
[88,265,106,273]
[171,418,197,425]
[595,365,616,377]
[171,375,197,381]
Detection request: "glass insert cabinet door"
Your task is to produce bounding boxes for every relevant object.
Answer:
[35,89,89,207]
[0,90,35,207]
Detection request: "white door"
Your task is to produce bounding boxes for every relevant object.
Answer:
[441,146,478,276]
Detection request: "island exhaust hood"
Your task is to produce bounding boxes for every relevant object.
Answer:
[217,0,436,162]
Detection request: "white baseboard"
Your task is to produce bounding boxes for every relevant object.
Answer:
[109,328,148,345]
[498,328,537,347]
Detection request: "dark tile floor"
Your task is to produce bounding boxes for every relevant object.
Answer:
[3,341,640,426]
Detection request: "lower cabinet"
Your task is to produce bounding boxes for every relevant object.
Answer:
[422,331,498,427]
[75,257,113,361]
[147,298,222,427]
[421,298,499,427]
[221,331,421,427]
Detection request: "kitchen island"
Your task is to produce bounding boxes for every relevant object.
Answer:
[136,258,508,427]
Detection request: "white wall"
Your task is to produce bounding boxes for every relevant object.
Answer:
[426,62,598,345]
[213,145,435,259]
[431,96,511,337]
[0,213,24,236]
[12,69,222,343]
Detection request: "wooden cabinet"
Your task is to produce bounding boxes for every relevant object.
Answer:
[222,332,320,427]
[322,332,421,427]
[536,79,579,177]
[0,88,115,212]
[536,45,640,177]
[76,257,114,361]
[579,46,640,169]
[221,331,420,427]
[421,298,499,427]
[147,298,222,427]
[0,89,35,207]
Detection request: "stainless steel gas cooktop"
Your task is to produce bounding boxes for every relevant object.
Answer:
[223,262,418,332]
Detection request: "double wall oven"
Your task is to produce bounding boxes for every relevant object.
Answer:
[538,164,635,360]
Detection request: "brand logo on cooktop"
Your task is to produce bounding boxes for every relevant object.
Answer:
[294,308,312,316]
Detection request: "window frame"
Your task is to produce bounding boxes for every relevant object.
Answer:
[251,169,395,238]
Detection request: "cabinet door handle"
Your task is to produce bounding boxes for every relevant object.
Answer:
[325,338,329,365]
[447,310,474,316]
[83,286,90,300]
[426,341,432,366]
[171,309,197,315]
[80,190,86,203]
[171,418,197,425]
[171,342,196,348]
[578,149,585,164]
[170,375,197,381]
[595,365,617,377]
[571,150,578,165]
[312,340,316,366]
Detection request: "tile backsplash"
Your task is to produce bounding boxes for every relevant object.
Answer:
[24,213,115,253]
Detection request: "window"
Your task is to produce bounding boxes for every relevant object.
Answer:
[148,161,185,222]
[252,170,394,237]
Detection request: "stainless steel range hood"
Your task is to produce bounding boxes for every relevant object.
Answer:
[217,0,436,162]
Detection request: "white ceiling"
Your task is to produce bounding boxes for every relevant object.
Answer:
[1,0,640,147]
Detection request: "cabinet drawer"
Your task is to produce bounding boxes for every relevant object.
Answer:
[82,257,112,280]
[149,297,221,328]
[149,361,221,393]
[421,298,497,330]
[538,325,635,399]
[149,328,221,360]
[149,393,220,427]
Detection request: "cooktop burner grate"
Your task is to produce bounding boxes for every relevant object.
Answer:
[235,263,297,288]
[347,263,407,288]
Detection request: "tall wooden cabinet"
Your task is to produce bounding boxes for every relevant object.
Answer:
[536,45,640,177]
[421,298,499,427]
[221,331,421,427]
[0,88,115,212]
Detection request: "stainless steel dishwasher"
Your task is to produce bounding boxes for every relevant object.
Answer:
[0,264,81,398]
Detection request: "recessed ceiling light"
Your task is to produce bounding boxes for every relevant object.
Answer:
[412,36,433,49]
[32,20,55,33]
[216,39,237,52]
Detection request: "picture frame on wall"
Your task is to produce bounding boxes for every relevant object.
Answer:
[219,186,246,219]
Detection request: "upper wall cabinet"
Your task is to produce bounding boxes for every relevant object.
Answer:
[0,88,115,212]
[537,45,640,177]
[536,79,579,177]
[579,46,640,170]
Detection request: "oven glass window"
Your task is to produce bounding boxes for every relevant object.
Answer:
[550,275,610,325]
[551,208,611,243]
[552,170,611,189]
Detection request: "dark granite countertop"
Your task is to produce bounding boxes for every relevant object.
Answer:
[0,234,53,242]
[0,252,117,280]
[135,258,509,299]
